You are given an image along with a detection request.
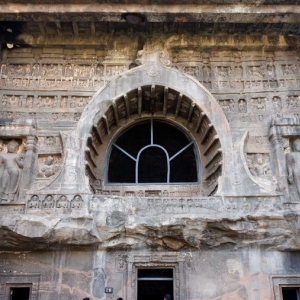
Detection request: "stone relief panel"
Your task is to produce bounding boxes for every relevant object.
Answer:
[247,153,271,177]
[24,193,284,216]
[0,139,25,202]
[241,132,276,193]
[26,194,88,213]
[0,49,131,93]
[37,155,61,179]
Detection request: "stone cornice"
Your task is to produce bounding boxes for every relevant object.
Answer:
[0,4,300,23]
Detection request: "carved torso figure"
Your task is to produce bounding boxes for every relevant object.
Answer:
[0,140,24,201]
[286,139,300,196]
[56,195,68,208]
[43,195,54,208]
[39,156,59,178]
[249,153,270,176]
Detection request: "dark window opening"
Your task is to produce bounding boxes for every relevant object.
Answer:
[138,269,173,300]
[108,119,198,184]
[282,287,300,300]
[138,147,168,183]
[10,287,30,300]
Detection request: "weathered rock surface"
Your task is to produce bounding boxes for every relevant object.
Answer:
[1,196,299,252]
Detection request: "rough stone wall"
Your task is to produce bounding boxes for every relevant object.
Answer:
[1,248,300,300]
[1,20,300,300]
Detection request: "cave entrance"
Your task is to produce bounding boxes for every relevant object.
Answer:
[9,287,30,300]
[137,268,173,300]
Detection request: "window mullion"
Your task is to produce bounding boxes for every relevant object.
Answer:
[113,143,137,162]
[169,142,194,161]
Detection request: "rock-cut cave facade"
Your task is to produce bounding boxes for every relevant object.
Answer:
[1,2,300,299]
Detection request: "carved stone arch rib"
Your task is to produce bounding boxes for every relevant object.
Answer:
[52,50,233,195]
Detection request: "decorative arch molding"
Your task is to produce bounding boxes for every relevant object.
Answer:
[43,49,233,196]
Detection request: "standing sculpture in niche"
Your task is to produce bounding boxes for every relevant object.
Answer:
[0,140,24,201]
[286,139,300,196]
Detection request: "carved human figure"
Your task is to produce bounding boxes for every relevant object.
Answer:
[28,195,39,209]
[286,139,300,196]
[60,97,67,108]
[32,64,40,76]
[65,64,73,77]
[56,195,68,208]
[249,153,270,176]
[44,97,52,108]
[238,99,247,113]
[25,64,31,76]
[71,195,82,209]
[26,97,33,108]
[43,195,54,208]
[272,96,282,111]
[39,156,59,178]
[0,140,24,201]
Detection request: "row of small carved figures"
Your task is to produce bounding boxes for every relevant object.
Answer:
[0,63,127,78]
[27,194,83,209]
[26,194,283,213]
[1,95,90,109]
[1,63,298,79]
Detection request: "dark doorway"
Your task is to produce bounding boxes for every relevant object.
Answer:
[282,287,300,300]
[137,269,173,300]
[10,287,30,300]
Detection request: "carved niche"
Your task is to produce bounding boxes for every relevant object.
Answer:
[0,120,38,202]
[0,139,25,202]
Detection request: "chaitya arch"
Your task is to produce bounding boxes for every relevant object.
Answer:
[56,49,233,196]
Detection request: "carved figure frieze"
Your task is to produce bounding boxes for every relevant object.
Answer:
[38,136,62,153]
[23,193,284,215]
[0,139,25,202]
[70,96,89,108]
[250,97,267,111]
[281,64,297,76]
[182,66,201,79]
[37,96,58,108]
[1,95,22,108]
[247,66,266,78]
[214,66,232,78]
[285,95,299,109]
[218,99,235,112]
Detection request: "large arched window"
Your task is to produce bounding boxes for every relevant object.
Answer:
[107,119,199,184]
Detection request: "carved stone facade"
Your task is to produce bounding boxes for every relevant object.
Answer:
[1,2,300,300]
